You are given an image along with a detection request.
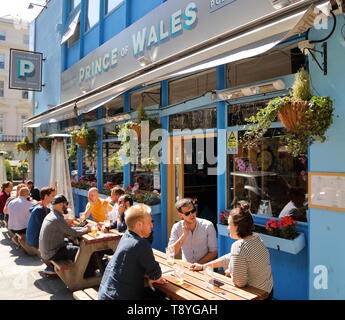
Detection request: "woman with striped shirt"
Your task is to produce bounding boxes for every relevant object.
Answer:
[190,202,274,299]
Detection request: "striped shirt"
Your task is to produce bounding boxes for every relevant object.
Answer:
[219,235,273,293]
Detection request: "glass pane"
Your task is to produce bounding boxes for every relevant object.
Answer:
[103,124,118,139]
[85,0,100,31]
[169,108,216,131]
[169,69,216,105]
[131,170,157,192]
[227,128,308,222]
[103,141,123,188]
[106,0,124,14]
[130,84,161,111]
[105,96,123,117]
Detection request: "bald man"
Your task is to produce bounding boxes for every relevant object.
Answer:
[81,188,112,223]
[98,204,166,300]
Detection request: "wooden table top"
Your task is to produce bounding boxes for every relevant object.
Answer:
[152,249,268,300]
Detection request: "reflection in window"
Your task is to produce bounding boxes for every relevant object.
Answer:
[227,128,308,222]
[169,69,216,105]
[103,141,123,186]
[105,0,124,14]
[169,108,216,131]
[130,84,161,111]
[85,0,100,32]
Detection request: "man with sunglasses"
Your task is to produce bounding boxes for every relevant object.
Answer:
[168,198,218,264]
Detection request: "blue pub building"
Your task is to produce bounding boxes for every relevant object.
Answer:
[26,0,345,300]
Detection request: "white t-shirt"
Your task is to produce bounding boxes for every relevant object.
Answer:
[8,197,33,231]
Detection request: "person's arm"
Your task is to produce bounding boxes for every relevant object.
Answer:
[139,240,162,282]
[190,254,229,271]
[229,254,248,287]
[117,218,127,232]
[57,217,89,238]
[169,222,189,256]
[197,251,218,265]
[81,203,92,220]
[196,223,218,264]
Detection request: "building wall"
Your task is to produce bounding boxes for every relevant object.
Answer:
[0,18,31,160]
[33,0,63,188]
[308,14,345,300]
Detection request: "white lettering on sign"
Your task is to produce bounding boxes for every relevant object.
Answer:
[18,59,35,78]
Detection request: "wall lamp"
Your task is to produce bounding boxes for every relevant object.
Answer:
[217,79,285,101]
[27,3,47,9]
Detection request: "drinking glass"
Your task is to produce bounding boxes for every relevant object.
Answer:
[204,265,214,289]
[91,225,98,235]
[166,246,175,266]
[174,265,185,285]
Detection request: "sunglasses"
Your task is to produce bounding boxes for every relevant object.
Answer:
[181,208,196,216]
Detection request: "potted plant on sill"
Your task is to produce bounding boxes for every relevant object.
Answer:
[69,124,98,161]
[16,137,35,153]
[36,137,53,153]
[242,68,334,157]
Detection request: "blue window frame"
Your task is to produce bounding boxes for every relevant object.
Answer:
[105,0,124,15]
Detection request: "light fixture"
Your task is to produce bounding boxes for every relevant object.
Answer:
[217,80,285,101]
[137,56,153,67]
[27,2,47,9]
[269,0,297,10]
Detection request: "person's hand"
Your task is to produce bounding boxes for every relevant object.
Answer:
[149,277,167,289]
[189,263,203,271]
[224,269,231,277]
[182,221,190,237]
[85,224,92,233]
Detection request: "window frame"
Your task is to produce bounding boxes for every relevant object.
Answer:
[104,0,125,16]
[84,0,101,33]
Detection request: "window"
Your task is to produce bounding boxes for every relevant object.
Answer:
[0,30,5,41]
[105,0,124,14]
[20,115,28,135]
[23,34,29,45]
[69,0,81,12]
[22,91,29,99]
[0,54,4,69]
[130,84,161,111]
[0,115,4,134]
[103,141,123,185]
[169,69,217,105]
[62,9,81,47]
[169,108,216,131]
[105,96,124,117]
[0,81,4,97]
[227,128,308,222]
[85,0,100,32]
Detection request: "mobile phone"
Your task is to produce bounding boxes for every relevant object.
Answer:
[77,220,88,227]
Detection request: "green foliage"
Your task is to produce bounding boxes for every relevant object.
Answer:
[16,137,35,153]
[69,124,98,161]
[291,68,311,101]
[140,157,159,172]
[4,159,13,182]
[242,69,334,157]
[36,137,53,153]
[108,152,123,171]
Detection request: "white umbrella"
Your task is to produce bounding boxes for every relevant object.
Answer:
[49,139,75,217]
[0,152,7,184]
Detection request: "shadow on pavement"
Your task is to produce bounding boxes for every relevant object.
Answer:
[34,276,74,300]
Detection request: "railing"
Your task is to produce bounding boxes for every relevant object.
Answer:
[0,135,25,142]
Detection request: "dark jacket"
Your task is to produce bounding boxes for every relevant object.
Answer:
[26,203,50,248]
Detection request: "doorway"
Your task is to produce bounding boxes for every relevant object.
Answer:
[167,134,218,236]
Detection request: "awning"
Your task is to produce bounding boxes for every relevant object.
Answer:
[61,7,80,45]
[25,1,330,128]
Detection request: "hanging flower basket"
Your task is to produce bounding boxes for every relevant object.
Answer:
[278,101,309,132]
[75,135,88,148]
[129,123,141,140]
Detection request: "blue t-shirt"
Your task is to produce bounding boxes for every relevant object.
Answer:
[98,230,161,300]
[26,204,50,248]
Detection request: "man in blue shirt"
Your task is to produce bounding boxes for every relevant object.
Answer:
[26,186,56,248]
[99,204,166,300]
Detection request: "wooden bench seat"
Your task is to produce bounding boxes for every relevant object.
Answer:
[50,259,75,271]
[15,233,41,257]
[73,287,99,300]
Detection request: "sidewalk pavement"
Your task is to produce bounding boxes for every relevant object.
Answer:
[0,226,73,300]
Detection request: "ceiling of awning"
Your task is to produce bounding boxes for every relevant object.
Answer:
[24,1,330,128]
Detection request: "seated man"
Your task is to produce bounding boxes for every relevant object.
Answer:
[81,187,112,223]
[106,187,125,222]
[27,180,41,201]
[168,198,218,264]
[26,186,56,248]
[98,204,166,300]
[109,194,133,232]
[39,195,91,275]
[7,187,34,246]
[279,187,307,222]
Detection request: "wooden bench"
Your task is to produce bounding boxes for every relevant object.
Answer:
[73,287,99,300]
[15,233,41,257]
[50,259,75,271]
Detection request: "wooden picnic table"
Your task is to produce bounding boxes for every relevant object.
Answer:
[73,248,269,300]
[152,249,269,300]
[51,219,123,292]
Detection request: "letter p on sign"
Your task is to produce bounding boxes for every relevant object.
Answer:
[18,59,35,78]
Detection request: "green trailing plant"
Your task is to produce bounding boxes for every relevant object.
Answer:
[16,137,35,153]
[108,152,123,171]
[69,124,98,161]
[242,68,334,157]
[16,160,29,182]
[36,137,53,153]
